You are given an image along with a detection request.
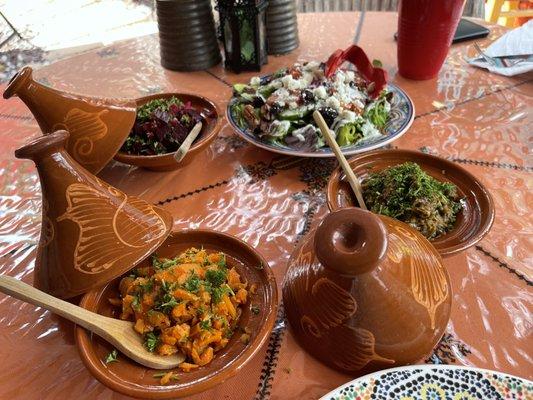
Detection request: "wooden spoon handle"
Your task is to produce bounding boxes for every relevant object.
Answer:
[174,121,203,162]
[0,275,110,331]
[313,111,367,210]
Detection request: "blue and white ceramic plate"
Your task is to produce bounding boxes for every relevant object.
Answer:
[226,83,414,158]
[320,365,533,400]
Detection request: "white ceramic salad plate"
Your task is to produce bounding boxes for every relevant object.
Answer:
[227,68,414,158]
[320,365,532,400]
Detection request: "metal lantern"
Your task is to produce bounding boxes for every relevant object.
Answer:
[216,0,268,73]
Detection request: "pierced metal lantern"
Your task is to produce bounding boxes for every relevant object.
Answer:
[216,0,268,73]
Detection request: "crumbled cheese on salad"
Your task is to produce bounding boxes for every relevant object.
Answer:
[231,61,392,151]
[361,120,382,140]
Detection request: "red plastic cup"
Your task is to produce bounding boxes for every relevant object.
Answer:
[397,0,465,80]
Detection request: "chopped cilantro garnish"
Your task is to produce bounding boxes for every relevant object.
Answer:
[144,332,159,353]
[217,254,226,268]
[201,280,213,295]
[205,268,227,288]
[156,297,178,313]
[251,305,260,315]
[137,97,183,121]
[184,273,200,293]
[212,286,229,304]
[199,319,212,331]
[152,256,178,270]
[155,281,179,313]
[140,278,154,293]
[224,328,234,339]
[105,349,118,364]
[160,280,176,293]
[131,292,142,311]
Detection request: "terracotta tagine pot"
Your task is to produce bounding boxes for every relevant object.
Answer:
[14,130,173,299]
[282,208,452,375]
[4,67,136,174]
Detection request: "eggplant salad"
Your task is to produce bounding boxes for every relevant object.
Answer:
[362,162,463,239]
[230,61,393,151]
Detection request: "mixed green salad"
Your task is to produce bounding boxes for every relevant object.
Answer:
[230,61,393,151]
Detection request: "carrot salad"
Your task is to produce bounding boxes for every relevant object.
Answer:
[112,247,250,372]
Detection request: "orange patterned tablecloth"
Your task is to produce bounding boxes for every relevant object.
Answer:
[0,12,532,400]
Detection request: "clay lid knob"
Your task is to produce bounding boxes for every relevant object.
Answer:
[15,130,69,161]
[3,66,33,99]
[314,208,388,275]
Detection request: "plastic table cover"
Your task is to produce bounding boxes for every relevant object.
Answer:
[0,12,531,400]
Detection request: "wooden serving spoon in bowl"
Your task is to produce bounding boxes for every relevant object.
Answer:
[174,121,203,163]
[0,275,185,369]
[313,110,367,210]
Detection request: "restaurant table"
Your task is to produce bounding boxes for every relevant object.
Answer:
[0,11,531,400]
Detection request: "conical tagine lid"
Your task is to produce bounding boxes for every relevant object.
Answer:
[15,130,173,299]
[4,67,136,174]
[282,208,451,375]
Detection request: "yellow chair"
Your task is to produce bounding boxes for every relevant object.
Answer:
[486,0,533,27]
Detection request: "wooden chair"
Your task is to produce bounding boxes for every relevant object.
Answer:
[296,0,485,18]
[487,0,533,26]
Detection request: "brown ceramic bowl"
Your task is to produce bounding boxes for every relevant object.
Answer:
[113,93,222,171]
[326,149,495,257]
[75,229,278,399]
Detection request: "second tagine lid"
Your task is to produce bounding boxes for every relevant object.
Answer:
[15,130,173,299]
[4,67,136,174]
[282,207,452,375]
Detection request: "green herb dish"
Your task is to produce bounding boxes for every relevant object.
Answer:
[326,149,495,257]
[362,162,463,239]
[227,62,414,157]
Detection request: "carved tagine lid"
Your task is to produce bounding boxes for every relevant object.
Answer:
[4,67,136,174]
[282,208,451,375]
[15,131,173,299]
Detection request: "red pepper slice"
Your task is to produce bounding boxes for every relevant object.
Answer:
[325,45,387,98]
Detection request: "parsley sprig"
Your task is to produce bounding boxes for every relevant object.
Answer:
[144,332,160,353]
[105,349,118,364]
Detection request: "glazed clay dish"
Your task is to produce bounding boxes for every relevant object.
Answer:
[283,208,452,375]
[14,131,173,299]
[76,229,278,399]
[113,93,223,171]
[3,66,136,174]
[326,149,495,257]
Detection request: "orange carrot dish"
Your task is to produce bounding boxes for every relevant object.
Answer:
[112,247,251,372]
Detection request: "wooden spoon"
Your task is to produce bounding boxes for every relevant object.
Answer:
[0,275,185,369]
[174,121,203,163]
[313,110,367,210]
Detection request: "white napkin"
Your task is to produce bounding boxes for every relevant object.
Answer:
[468,20,533,76]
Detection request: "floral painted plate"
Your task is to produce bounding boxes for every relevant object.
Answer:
[226,82,414,158]
[320,365,532,400]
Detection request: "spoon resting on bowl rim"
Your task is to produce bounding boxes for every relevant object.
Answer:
[0,275,185,369]
[313,110,367,210]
